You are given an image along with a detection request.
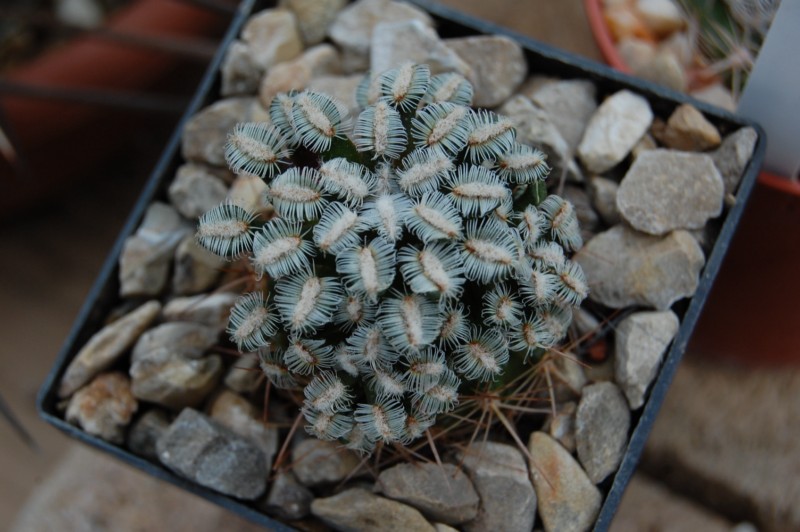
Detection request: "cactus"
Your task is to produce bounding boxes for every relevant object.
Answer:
[197,63,588,454]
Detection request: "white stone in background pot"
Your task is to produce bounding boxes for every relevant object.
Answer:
[578,90,653,173]
[58,300,160,398]
[614,310,680,409]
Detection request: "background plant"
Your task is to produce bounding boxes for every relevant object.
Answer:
[197,63,587,454]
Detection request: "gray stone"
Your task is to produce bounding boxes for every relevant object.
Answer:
[643,358,800,531]
[58,300,160,398]
[545,401,578,453]
[457,442,537,532]
[292,438,363,487]
[575,382,630,484]
[499,96,569,182]
[378,462,479,525]
[130,350,223,410]
[655,103,721,152]
[371,20,472,80]
[280,0,347,46]
[563,185,600,234]
[240,8,303,70]
[172,235,224,295]
[262,471,313,520]
[528,431,602,532]
[578,90,654,173]
[529,79,597,153]
[445,35,527,108]
[613,473,734,532]
[220,40,261,97]
[119,202,192,297]
[634,51,687,92]
[209,390,278,469]
[157,408,267,500]
[65,372,138,444]
[575,225,705,310]
[168,164,228,220]
[617,149,724,235]
[307,74,363,122]
[162,292,238,333]
[566,158,585,184]
[127,408,171,460]
[224,352,262,394]
[328,0,433,73]
[258,44,342,107]
[587,176,622,226]
[132,322,218,362]
[182,97,265,166]
[710,127,758,196]
[614,311,680,409]
[312,488,435,532]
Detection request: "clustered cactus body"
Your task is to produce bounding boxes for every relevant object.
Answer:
[197,63,588,454]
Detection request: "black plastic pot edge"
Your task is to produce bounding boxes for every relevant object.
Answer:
[37,1,766,531]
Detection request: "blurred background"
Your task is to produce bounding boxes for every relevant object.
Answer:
[1,0,797,530]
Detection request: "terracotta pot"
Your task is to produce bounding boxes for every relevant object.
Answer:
[0,0,230,215]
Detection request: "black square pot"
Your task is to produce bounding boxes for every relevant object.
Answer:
[38,1,766,530]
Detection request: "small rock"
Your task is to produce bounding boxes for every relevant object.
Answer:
[575,382,631,484]
[655,103,722,151]
[550,353,588,401]
[659,31,693,67]
[445,35,527,108]
[168,164,229,220]
[224,352,262,394]
[132,322,218,362]
[617,149,724,235]
[631,131,658,159]
[281,0,347,46]
[575,225,705,310]
[378,462,479,525]
[578,90,654,173]
[262,471,314,520]
[241,8,303,70]
[328,0,433,73]
[220,40,261,97]
[528,431,602,532]
[119,203,192,297]
[312,488,435,532]
[636,0,685,35]
[258,44,342,107]
[56,0,103,29]
[617,37,657,72]
[587,176,622,226]
[565,158,585,184]
[66,372,138,444]
[182,97,265,167]
[457,442,537,532]
[545,401,578,453]
[127,408,171,460]
[499,96,569,181]
[162,292,238,333]
[172,235,225,296]
[614,310,680,408]
[130,350,223,410]
[635,50,688,92]
[691,82,737,112]
[157,408,267,499]
[226,172,271,215]
[292,439,363,487]
[58,300,161,398]
[710,127,758,196]
[371,20,472,80]
[528,79,597,153]
[209,390,278,468]
[571,307,602,340]
[307,74,363,121]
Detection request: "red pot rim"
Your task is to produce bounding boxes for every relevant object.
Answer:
[584,0,631,73]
